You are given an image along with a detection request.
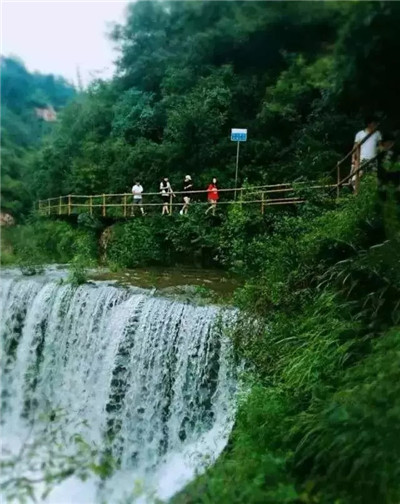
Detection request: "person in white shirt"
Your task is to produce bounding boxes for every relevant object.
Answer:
[131,180,145,216]
[354,118,382,160]
[351,117,382,185]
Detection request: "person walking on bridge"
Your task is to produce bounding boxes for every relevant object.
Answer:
[180,175,193,215]
[131,180,145,216]
[160,177,175,215]
[205,177,219,215]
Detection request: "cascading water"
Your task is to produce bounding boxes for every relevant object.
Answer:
[0,269,237,503]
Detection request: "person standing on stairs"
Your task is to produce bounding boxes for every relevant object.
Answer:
[351,116,383,189]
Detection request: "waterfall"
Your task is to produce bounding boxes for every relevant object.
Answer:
[0,270,237,503]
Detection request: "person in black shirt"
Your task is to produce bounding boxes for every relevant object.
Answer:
[180,175,193,215]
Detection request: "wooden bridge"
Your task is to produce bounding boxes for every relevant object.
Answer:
[37,182,347,218]
[37,135,372,218]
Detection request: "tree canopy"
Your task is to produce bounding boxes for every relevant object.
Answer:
[1,57,75,215]
[3,1,400,211]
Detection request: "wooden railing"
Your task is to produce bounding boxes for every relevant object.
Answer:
[39,132,384,219]
[37,183,341,218]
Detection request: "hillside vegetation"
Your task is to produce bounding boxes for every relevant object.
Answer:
[2,2,400,502]
[19,1,400,200]
[172,176,400,503]
[1,56,75,216]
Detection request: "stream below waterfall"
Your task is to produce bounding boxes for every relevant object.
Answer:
[0,267,238,503]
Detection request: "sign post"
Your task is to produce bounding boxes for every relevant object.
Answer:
[231,128,247,200]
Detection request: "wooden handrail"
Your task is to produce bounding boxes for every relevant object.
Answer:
[64,184,294,199]
[337,154,379,189]
[38,183,336,204]
[38,135,381,219]
[36,178,359,218]
[37,183,327,218]
[39,197,306,216]
[35,123,388,220]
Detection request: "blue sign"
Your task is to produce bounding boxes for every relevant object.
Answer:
[231,128,247,142]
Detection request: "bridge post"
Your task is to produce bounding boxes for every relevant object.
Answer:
[354,144,361,195]
[123,195,127,218]
[336,162,340,200]
[68,195,72,216]
[261,191,265,214]
[59,196,62,215]
[89,196,93,216]
[169,193,173,215]
[355,171,360,195]
[102,194,106,217]
[234,140,240,200]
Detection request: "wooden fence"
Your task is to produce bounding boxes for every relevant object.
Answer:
[37,183,343,218]
[37,130,382,218]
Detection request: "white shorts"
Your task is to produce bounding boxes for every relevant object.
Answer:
[183,196,191,204]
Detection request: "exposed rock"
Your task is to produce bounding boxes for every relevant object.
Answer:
[0,213,15,227]
[35,105,57,122]
[99,226,114,263]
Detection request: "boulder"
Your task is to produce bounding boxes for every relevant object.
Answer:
[0,213,15,227]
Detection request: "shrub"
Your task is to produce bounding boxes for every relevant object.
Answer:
[233,176,379,313]
[106,219,164,268]
[1,218,98,266]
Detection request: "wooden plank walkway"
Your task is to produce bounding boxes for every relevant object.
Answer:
[37,135,377,219]
[37,183,343,218]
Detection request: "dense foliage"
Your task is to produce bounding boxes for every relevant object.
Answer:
[1,218,97,269]
[173,177,400,504]
[2,2,400,503]
[1,56,75,216]
[21,1,400,203]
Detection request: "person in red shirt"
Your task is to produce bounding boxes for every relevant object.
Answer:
[206,177,219,215]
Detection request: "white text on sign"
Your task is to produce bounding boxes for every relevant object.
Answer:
[231,128,247,142]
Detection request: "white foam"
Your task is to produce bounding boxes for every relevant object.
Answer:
[1,272,237,502]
